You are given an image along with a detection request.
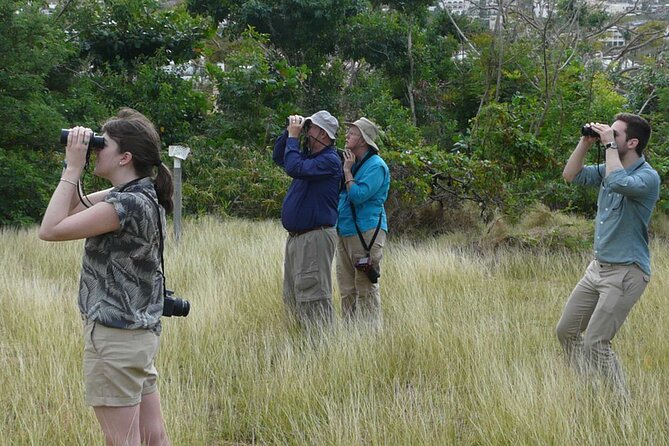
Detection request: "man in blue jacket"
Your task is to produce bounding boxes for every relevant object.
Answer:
[273,110,342,327]
[557,113,660,397]
[337,118,390,328]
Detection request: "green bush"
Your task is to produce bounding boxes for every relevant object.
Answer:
[182,137,289,219]
[0,149,59,227]
[92,64,210,146]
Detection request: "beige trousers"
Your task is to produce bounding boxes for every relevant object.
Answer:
[336,229,386,327]
[283,227,337,327]
[556,260,650,395]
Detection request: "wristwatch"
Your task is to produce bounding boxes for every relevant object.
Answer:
[605,141,618,150]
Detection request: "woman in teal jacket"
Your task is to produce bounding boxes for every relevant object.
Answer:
[337,118,390,327]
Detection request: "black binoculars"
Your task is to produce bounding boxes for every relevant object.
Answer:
[60,129,105,150]
[581,125,618,139]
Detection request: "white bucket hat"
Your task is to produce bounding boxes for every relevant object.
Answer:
[345,117,380,152]
[304,110,339,140]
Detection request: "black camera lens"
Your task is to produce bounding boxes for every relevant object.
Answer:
[60,129,105,149]
[163,294,190,317]
[581,125,599,138]
[366,266,380,284]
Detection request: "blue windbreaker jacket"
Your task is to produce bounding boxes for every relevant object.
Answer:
[272,130,342,233]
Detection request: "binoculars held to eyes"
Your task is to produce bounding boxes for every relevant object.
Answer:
[60,129,105,150]
[285,116,305,127]
[581,125,619,139]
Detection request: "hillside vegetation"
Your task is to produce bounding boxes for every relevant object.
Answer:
[2,0,669,232]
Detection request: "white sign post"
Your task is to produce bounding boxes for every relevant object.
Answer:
[168,145,191,243]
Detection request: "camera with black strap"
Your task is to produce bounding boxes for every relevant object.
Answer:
[139,189,190,318]
[351,206,382,284]
[121,178,190,318]
[348,151,383,284]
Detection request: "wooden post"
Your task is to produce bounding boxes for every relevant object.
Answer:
[168,145,191,243]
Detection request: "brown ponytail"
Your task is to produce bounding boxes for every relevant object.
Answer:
[102,108,174,214]
[154,162,174,214]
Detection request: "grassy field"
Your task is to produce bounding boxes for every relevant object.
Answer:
[2,217,669,445]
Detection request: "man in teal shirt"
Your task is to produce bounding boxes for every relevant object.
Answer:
[337,118,390,327]
[557,113,660,396]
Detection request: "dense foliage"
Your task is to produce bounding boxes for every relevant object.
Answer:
[1,0,668,233]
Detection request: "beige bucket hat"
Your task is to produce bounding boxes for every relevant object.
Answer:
[304,110,339,140]
[345,117,380,152]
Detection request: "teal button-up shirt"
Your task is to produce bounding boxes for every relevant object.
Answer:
[573,156,660,274]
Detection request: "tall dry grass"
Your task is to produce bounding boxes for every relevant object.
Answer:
[2,217,669,445]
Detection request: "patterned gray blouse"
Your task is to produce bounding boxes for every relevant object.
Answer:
[78,177,165,332]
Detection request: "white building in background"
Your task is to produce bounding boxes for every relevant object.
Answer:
[437,0,648,31]
[40,1,58,16]
[436,0,639,47]
[601,26,627,47]
[162,56,226,84]
[439,0,475,15]
[606,2,639,13]
[584,0,640,14]
[437,0,500,30]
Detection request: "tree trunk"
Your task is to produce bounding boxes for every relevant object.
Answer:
[494,0,504,102]
[406,18,417,127]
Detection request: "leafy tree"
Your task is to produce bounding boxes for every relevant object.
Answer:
[186,0,235,24]
[208,27,309,145]
[0,1,71,149]
[357,1,433,125]
[91,62,209,146]
[229,0,363,69]
[62,0,210,71]
[2,0,666,234]
[180,28,308,218]
[417,9,485,145]
[0,0,74,225]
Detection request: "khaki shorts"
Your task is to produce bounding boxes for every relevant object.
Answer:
[83,319,160,407]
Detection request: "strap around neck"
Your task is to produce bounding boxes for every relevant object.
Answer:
[347,151,382,252]
[118,177,146,193]
[352,150,376,176]
[349,203,382,253]
[136,188,167,299]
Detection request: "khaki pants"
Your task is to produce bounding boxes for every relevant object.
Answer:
[336,229,386,327]
[283,227,337,327]
[556,260,650,395]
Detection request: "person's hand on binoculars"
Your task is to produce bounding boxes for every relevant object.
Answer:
[588,122,615,145]
[287,115,304,138]
[65,126,93,174]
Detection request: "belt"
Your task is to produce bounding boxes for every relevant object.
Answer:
[288,225,333,237]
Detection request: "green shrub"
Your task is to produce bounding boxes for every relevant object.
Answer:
[182,137,289,219]
[0,149,59,226]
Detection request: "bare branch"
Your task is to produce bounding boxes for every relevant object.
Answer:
[637,87,656,115]
[444,7,481,56]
